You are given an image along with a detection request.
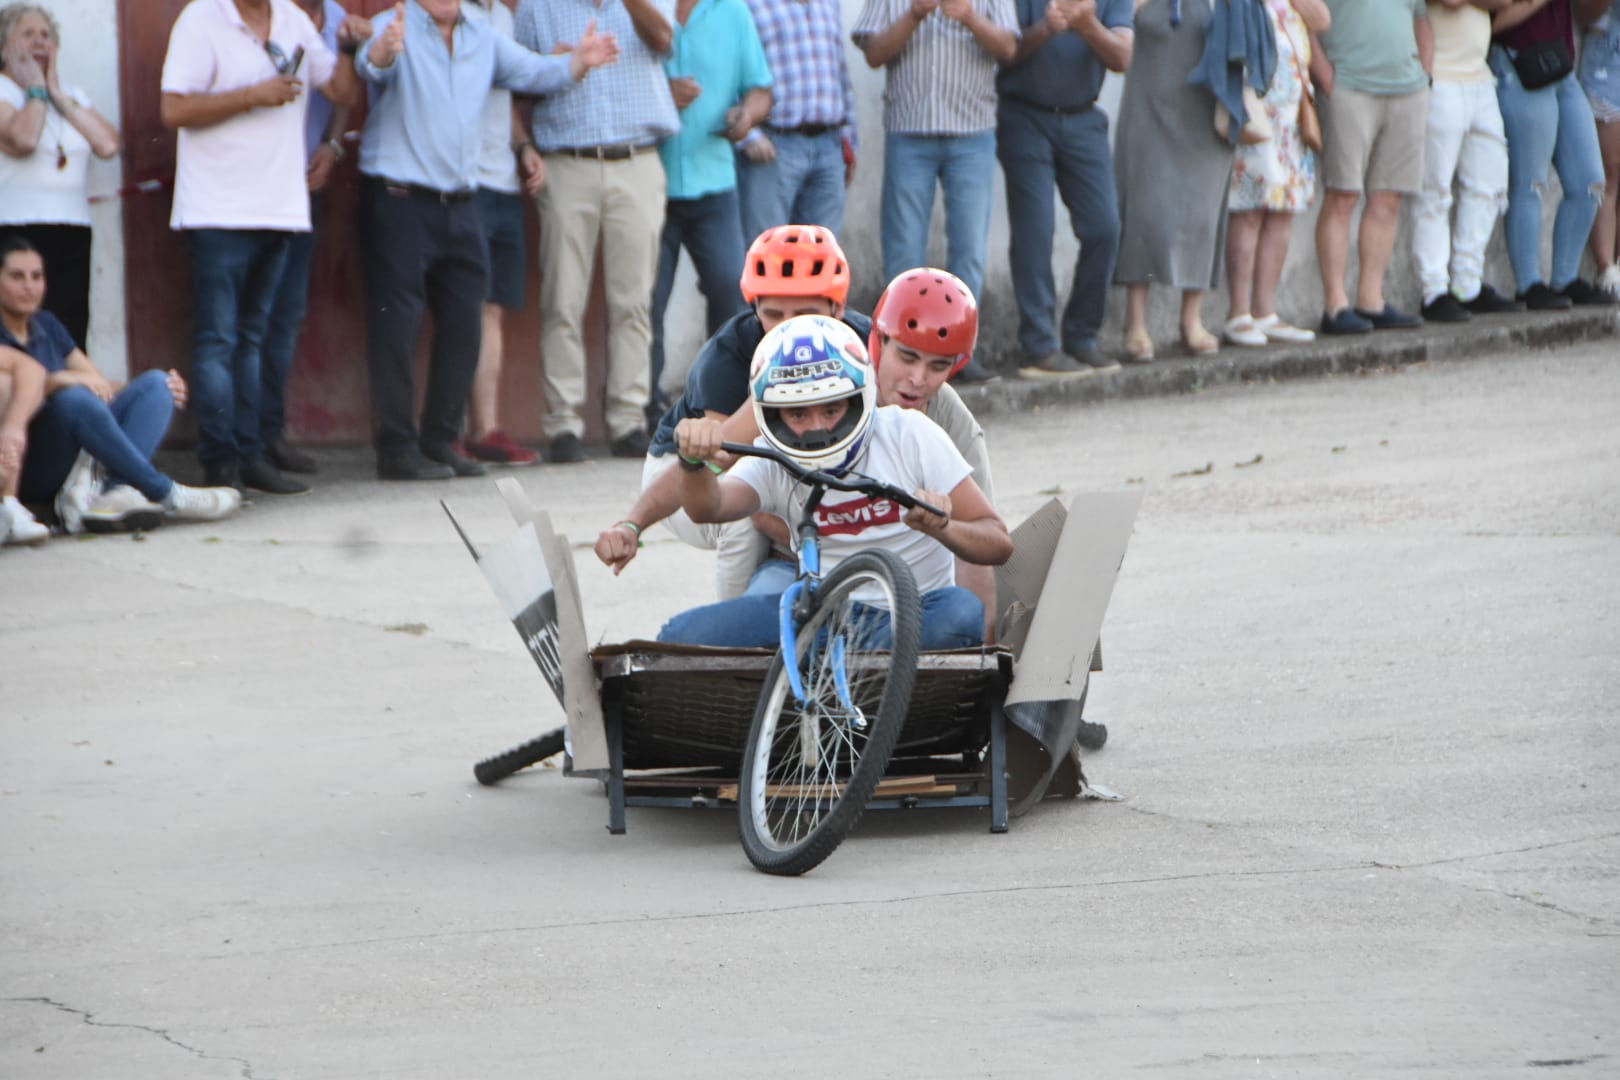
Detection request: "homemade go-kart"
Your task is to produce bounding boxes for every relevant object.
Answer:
[452,470,1139,877]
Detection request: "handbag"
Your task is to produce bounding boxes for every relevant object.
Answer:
[1284,16,1322,152]
[1509,37,1574,90]
[1215,84,1273,145]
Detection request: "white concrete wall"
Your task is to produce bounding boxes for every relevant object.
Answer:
[51,0,127,378]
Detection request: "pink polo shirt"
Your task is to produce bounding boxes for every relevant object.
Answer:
[161,0,337,231]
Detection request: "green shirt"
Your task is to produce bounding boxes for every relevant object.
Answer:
[1321,0,1430,95]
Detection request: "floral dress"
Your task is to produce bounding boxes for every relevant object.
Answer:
[1229,0,1317,213]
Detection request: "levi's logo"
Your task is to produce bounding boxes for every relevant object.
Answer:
[815,496,901,536]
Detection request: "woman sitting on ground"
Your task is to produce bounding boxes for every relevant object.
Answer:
[0,236,240,533]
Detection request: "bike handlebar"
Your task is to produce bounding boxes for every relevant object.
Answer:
[718,441,946,519]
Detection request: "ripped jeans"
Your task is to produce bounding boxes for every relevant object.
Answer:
[1490,48,1606,290]
[1414,79,1508,303]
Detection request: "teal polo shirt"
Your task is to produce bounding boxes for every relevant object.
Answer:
[660,0,773,200]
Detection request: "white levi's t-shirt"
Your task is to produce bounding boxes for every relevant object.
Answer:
[161,0,337,230]
[729,406,974,600]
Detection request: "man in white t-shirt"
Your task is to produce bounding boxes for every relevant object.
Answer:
[160,0,365,495]
[655,314,1011,649]
[1414,0,1523,324]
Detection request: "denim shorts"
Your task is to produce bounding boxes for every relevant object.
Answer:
[477,187,528,310]
[1579,16,1620,122]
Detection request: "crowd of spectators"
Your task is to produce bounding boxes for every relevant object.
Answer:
[3,0,1620,548]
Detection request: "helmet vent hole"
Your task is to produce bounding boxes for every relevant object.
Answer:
[906,318,919,330]
[936,328,948,340]
[781,259,795,278]
[810,259,825,276]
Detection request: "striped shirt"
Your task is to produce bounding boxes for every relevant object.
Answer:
[851,0,1019,134]
[745,0,859,145]
[515,0,680,150]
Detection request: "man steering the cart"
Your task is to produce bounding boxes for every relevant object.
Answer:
[655,313,1012,650]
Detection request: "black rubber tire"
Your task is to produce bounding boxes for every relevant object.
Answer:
[473,727,566,786]
[738,550,921,876]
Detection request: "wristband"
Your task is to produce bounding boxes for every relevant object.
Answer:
[614,521,644,547]
[325,137,345,160]
[339,40,359,56]
[678,453,706,472]
[25,85,49,103]
[514,141,538,155]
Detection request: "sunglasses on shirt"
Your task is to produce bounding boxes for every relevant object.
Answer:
[266,41,305,77]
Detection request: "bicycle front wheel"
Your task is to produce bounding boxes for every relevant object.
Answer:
[738,550,922,876]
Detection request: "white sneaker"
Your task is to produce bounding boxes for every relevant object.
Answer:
[54,450,104,535]
[1255,313,1316,344]
[1,495,49,547]
[83,485,166,534]
[163,482,241,523]
[1599,264,1620,300]
[1223,314,1269,347]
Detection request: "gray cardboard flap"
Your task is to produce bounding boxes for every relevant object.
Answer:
[492,479,608,772]
[1005,490,1142,707]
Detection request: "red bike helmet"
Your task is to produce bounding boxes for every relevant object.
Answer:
[739,225,851,306]
[868,268,979,377]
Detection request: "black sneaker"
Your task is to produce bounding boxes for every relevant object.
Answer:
[266,437,318,475]
[240,458,311,495]
[1421,293,1472,324]
[1354,303,1422,330]
[202,461,241,491]
[609,428,651,458]
[377,448,454,481]
[1561,278,1616,306]
[1463,283,1525,315]
[1519,283,1573,310]
[1320,307,1374,335]
[421,441,487,477]
[548,432,589,464]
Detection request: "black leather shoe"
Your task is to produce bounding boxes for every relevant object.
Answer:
[1354,303,1422,330]
[548,432,589,464]
[1561,278,1616,306]
[1463,283,1525,315]
[609,428,651,458]
[421,442,487,477]
[951,357,1000,384]
[1421,293,1472,324]
[266,437,318,475]
[241,458,310,495]
[377,448,454,481]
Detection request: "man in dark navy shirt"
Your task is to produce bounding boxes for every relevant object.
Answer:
[996,0,1133,379]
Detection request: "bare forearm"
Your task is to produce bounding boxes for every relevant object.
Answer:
[1293,0,1331,32]
[964,13,1018,64]
[161,89,258,130]
[858,14,922,68]
[1075,17,1132,71]
[1493,0,1553,32]
[0,350,45,429]
[621,464,686,531]
[741,85,773,126]
[0,98,48,155]
[1416,17,1434,74]
[623,0,673,54]
[929,515,1013,565]
[1574,0,1609,26]
[54,96,120,157]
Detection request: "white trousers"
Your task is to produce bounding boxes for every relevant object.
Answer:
[1413,79,1509,303]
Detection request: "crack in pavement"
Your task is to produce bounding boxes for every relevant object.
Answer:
[4,996,268,1080]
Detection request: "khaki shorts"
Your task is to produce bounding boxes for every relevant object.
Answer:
[1320,85,1430,194]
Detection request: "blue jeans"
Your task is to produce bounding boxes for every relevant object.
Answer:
[997,103,1120,356]
[736,130,848,242]
[657,583,985,650]
[260,197,321,448]
[19,370,175,503]
[185,228,292,468]
[1489,49,1605,290]
[650,189,747,406]
[880,131,997,300]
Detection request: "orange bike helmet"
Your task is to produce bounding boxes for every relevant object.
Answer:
[868,268,979,377]
[739,225,851,306]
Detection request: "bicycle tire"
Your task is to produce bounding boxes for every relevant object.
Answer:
[738,550,922,875]
[473,727,566,786]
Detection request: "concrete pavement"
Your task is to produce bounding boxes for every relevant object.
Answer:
[1,322,1617,1079]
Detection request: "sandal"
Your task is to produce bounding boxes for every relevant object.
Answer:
[1223,315,1268,347]
[1181,324,1219,355]
[1122,328,1155,364]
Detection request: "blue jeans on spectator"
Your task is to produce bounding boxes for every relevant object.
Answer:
[880,131,997,300]
[736,129,848,242]
[19,370,175,504]
[1489,50,1605,290]
[657,583,985,650]
[185,228,291,469]
[997,103,1120,357]
[260,196,322,449]
[650,189,747,409]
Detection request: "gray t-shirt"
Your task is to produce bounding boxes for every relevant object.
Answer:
[924,383,995,505]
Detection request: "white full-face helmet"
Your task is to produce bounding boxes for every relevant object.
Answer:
[749,314,877,474]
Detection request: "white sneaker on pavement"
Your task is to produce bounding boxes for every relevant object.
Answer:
[1,495,50,546]
[83,485,166,533]
[54,450,104,535]
[163,482,241,523]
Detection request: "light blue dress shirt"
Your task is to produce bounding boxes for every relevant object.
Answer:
[356,2,578,192]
